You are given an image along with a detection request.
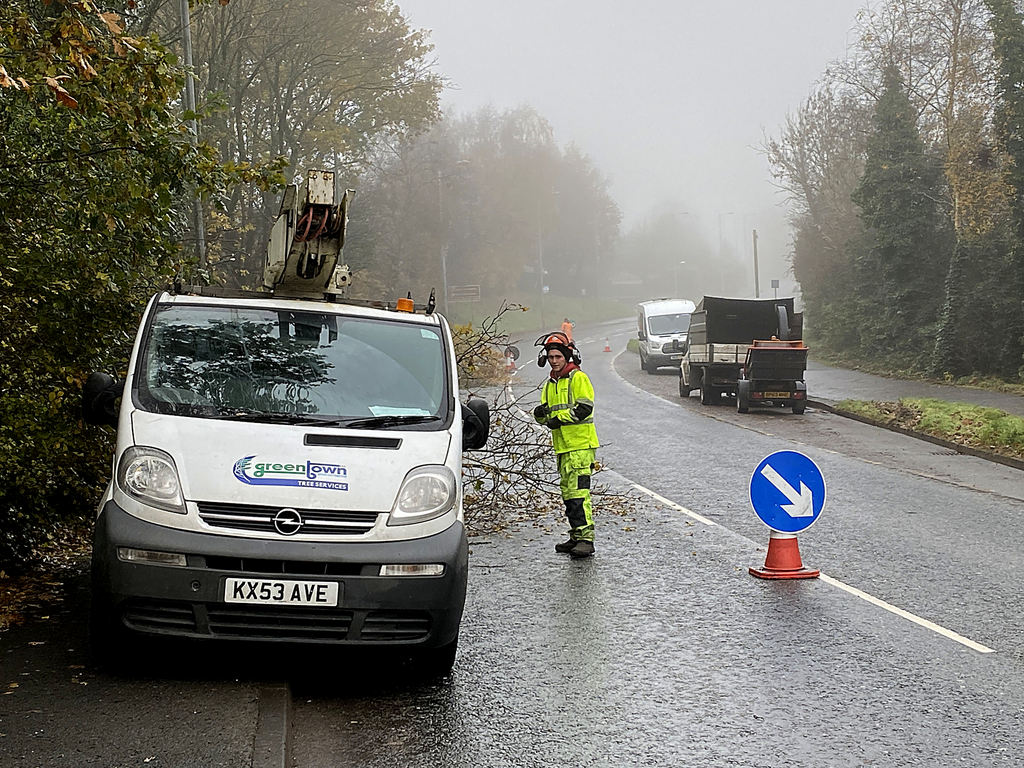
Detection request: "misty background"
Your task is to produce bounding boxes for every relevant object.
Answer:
[397,0,869,300]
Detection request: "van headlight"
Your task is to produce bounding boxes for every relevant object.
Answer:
[387,465,456,526]
[117,446,185,514]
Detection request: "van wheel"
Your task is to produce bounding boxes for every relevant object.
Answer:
[792,402,806,415]
[416,637,459,679]
[89,592,131,673]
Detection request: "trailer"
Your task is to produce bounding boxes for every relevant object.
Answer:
[737,338,809,414]
[678,296,807,413]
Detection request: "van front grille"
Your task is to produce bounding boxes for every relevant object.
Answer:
[206,604,353,641]
[196,501,379,536]
[120,600,430,643]
[202,556,365,576]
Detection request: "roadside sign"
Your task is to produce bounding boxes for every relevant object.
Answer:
[448,284,481,302]
[749,450,826,533]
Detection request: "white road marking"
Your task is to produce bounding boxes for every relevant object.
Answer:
[629,481,718,526]
[818,573,996,654]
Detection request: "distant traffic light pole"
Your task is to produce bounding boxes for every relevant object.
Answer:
[752,228,760,298]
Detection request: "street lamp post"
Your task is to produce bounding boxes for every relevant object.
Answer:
[179,0,206,268]
[752,228,760,298]
[717,211,735,294]
[674,260,687,298]
[437,170,449,316]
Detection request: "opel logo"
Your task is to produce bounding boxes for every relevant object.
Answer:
[273,508,303,536]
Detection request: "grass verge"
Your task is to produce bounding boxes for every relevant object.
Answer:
[835,397,1024,462]
[446,293,634,337]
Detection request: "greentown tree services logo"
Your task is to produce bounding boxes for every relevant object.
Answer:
[233,456,348,491]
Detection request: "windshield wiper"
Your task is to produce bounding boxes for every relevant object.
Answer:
[210,410,341,425]
[339,414,443,430]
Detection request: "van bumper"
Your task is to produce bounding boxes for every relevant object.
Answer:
[92,500,467,648]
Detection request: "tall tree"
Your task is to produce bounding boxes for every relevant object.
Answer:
[343,107,621,306]
[0,0,231,567]
[133,0,443,273]
[764,81,872,353]
[984,0,1024,375]
[851,66,951,367]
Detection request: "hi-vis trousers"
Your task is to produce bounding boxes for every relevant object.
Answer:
[557,447,596,542]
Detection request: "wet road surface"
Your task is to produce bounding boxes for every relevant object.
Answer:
[2,319,1022,767]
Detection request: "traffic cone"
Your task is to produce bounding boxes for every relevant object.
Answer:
[603,338,611,353]
[749,531,819,580]
[505,354,517,373]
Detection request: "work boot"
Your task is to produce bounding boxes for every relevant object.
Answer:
[554,538,577,553]
[569,540,595,559]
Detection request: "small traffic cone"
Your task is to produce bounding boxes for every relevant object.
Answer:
[505,354,517,373]
[749,531,819,580]
[603,338,611,352]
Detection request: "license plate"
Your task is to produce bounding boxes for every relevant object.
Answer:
[764,391,791,399]
[223,578,340,606]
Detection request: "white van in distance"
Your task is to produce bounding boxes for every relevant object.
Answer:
[636,298,697,373]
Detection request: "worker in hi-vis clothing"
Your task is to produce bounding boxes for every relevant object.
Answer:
[532,332,599,559]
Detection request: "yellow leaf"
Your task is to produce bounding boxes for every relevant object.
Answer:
[98,12,123,35]
[44,78,78,109]
[0,65,19,89]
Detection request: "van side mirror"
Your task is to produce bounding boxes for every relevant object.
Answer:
[82,372,123,427]
[462,398,490,450]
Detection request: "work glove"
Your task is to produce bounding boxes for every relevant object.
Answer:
[533,403,550,420]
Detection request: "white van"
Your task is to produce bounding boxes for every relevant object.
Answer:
[82,291,487,675]
[636,298,696,373]
[81,171,488,676]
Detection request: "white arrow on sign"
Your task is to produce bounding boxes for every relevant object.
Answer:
[760,463,814,518]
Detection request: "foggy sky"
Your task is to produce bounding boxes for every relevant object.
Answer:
[396,0,870,298]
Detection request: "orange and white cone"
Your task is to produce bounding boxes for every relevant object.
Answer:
[749,531,819,580]
[603,338,611,352]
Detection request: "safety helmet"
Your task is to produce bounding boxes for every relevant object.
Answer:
[534,331,582,367]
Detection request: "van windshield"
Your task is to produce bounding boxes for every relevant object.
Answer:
[648,313,690,335]
[136,304,449,428]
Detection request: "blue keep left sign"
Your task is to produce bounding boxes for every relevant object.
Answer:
[749,450,826,533]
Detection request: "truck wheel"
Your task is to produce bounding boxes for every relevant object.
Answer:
[700,376,715,405]
[678,374,690,398]
[736,381,750,413]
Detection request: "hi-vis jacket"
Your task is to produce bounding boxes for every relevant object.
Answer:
[536,367,599,454]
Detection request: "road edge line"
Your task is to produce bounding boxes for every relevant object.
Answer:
[818,573,995,654]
